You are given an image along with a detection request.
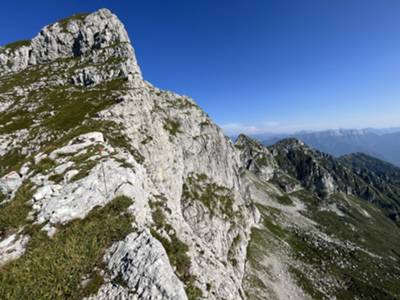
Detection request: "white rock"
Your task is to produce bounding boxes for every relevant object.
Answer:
[0,9,142,82]
[72,132,104,144]
[33,185,53,201]
[0,234,29,265]
[88,230,188,300]
[20,163,30,176]
[42,223,57,237]
[54,161,74,175]
[0,171,22,196]
[35,158,148,225]
[64,169,79,182]
[34,152,47,164]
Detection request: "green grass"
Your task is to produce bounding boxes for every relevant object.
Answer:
[255,155,270,167]
[68,147,99,182]
[0,195,134,300]
[244,226,276,299]
[228,234,241,266]
[70,161,97,182]
[275,194,293,206]
[149,200,202,300]
[57,13,88,33]
[48,173,65,183]
[0,49,138,179]
[0,109,33,134]
[165,97,197,110]
[163,119,182,136]
[40,79,126,132]
[32,157,56,174]
[182,173,234,218]
[0,65,47,94]
[80,272,104,297]
[1,40,31,51]
[0,149,26,177]
[0,183,35,238]
[289,267,325,300]
[0,192,6,203]
[282,192,400,299]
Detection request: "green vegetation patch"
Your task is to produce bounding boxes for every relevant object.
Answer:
[228,234,241,267]
[80,271,104,297]
[149,199,202,300]
[182,173,234,218]
[275,194,294,206]
[244,224,277,299]
[0,149,26,177]
[166,97,197,110]
[57,13,88,33]
[163,118,182,136]
[0,183,34,238]
[289,267,325,300]
[0,195,134,299]
[48,173,65,184]
[1,40,31,52]
[32,157,56,174]
[0,108,34,134]
[68,146,99,182]
[40,78,126,132]
[0,64,48,94]
[255,155,270,167]
[283,193,400,299]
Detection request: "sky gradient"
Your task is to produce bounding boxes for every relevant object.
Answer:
[1,1,399,134]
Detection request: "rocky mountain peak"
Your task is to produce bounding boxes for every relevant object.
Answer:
[0,8,141,81]
[1,8,400,300]
[0,9,255,299]
[235,134,264,150]
[271,137,307,151]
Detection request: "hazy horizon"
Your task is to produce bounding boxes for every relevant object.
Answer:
[223,124,400,136]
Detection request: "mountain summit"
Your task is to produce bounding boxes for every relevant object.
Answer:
[0,9,141,81]
[1,9,400,300]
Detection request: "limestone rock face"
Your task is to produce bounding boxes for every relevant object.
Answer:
[2,8,400,300]
[87,230,188,300]
[0,8,254,300]
[0,9,141,83]
[235,134,277,181]
[0,171,22,199]
[0,234,29,265]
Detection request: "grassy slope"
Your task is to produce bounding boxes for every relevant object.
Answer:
[0,196,134,300]
[245,175,400,300]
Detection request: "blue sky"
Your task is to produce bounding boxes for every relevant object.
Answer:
[1,1,400,134]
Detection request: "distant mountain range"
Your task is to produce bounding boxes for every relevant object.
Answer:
[256,128,400,167]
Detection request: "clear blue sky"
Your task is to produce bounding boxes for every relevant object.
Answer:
[1,1,400,134]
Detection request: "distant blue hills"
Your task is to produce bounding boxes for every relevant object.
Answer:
[243,127,400,167]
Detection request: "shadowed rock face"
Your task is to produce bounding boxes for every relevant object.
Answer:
[264,138,400,222]
[235,135,400,299]
[1,8,400,300]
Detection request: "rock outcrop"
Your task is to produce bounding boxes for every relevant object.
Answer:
[1,8,400,300]
[0,8,254,300]
[87,230,188,300]
[0,9,141,82]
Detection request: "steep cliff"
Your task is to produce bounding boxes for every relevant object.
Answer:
[1,8,399,300]
[0,9,254,300]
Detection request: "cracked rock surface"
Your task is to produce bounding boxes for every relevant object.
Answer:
[1,7,400,300]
